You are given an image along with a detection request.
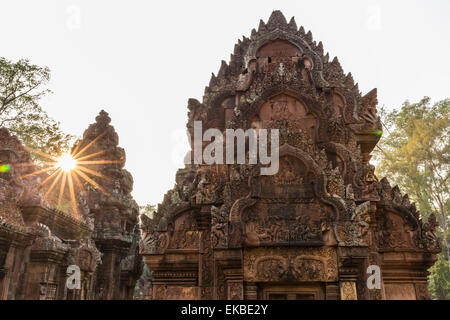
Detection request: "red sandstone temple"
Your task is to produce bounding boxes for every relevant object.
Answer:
[139,11,441,300]
[0,112,142,299]
[0,11,441,300]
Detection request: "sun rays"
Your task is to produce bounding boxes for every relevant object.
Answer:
[57,154,77,172]
[14,131,122,220]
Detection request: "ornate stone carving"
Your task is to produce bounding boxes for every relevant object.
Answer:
[242,201,329,246]
[228,281,244,300]
[0,110,140,300]
[211,205,228,248]
[340,281,357,300]
[139,10,440,301]
[244,247,338,283]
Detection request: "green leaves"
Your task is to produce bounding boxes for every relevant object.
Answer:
[374,97,450,299]
[0,57,74,161]
[376,97,449,213]
[139,204,156,219]
[429,250,450,300]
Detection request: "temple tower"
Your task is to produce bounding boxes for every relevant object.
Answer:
[140,10,440,300]
[74,111,142,300]
[0,110,142,300]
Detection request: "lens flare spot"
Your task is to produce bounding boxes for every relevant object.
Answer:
[0,164,11,173]
[373,130,382,136]
[57,154,77,172]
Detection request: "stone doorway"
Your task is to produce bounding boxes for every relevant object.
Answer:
[260,283,325,300]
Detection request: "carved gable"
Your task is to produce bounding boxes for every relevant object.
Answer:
[140,10,440,301]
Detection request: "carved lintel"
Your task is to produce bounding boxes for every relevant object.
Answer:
[245,247,338,283]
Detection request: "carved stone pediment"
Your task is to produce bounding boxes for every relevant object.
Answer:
[251,143,326,199]
[259,155,313,199]
[140,208,201,255]
[376,211,416,250]
[242,200,332,247]
[139,11,440,300]
[167,210,200,250]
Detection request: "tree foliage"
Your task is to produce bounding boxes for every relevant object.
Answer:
[0,57,73,159]
[374,97,449,299]
[139,204,156,219]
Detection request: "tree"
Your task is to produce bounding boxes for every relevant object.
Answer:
[0,57,73,160]
[139,204,156,219]
[374,97,449,299]
[429,251,450,299]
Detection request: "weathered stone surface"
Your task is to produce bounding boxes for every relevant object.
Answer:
[140,10,440,300]
[0,111,141,300]
[72,110,142,300]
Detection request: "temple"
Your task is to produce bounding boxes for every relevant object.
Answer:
[0,10,442,301]
[0,111,142,300]
[139,11,441,300]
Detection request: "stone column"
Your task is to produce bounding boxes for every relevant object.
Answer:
[325,283,340,300]
[244,282,258,300]
[337,247,369,300]
[0,239,11,300]
[198,206,213,299]
[93,243,127,300]
[21,249,66,300]
[223,268,243,300]
[1,235,33,300]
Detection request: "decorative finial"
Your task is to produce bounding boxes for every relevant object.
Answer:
[288,17,298,32]
[96,110,111,125]
[266,10,288,30]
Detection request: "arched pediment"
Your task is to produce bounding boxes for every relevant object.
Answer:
[244,88,328,144]
[244,29,323,72]
[259,93,309,121]
[256,39,301,58]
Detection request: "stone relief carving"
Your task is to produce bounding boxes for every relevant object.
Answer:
[228,281,244,300]
[242,201,329,246]
[211,205,228,248]
[340,281,357,300]
[138,10,440,301]
[245,247,338,282]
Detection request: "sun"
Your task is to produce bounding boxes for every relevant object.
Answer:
[17,131,121,221]
[57,153,77,172]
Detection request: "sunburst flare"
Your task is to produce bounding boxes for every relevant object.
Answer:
[57,153,77,172]
[16,131,121,220]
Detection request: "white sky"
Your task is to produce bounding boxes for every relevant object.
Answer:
[1,0,449,206]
